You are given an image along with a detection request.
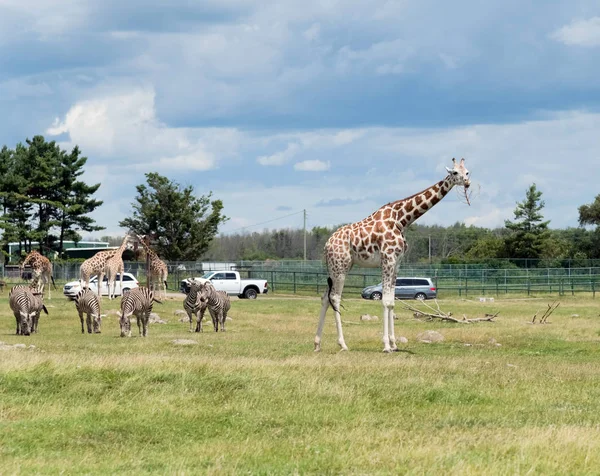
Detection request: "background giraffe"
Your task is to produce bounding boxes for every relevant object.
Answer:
[80,249,117,296]
[21,250,56,300]
[135,234,169,300]
[104,235,134,300]
[314,158,471,353]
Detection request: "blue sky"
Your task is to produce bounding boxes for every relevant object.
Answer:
[1,1,600,237]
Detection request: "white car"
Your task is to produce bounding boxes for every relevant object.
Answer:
[63,273,140,299]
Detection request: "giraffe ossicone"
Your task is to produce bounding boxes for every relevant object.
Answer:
[314,158,471,353]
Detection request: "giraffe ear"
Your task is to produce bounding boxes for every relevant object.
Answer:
[445,166,452,173]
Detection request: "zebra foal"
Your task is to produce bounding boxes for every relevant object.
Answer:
[9,285,48,335]
[183,280,208,332]
[74,288,104,334]
[198,282,231,332]
[119,287,161,337]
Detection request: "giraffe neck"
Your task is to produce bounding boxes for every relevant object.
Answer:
[114,239,129,258]
[392,176,454,230]
[141,240,157,259]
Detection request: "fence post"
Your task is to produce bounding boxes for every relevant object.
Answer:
[593,279,595,299]
[293,272,296,294]
[271,271,275,294]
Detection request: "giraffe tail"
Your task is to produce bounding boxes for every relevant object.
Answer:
[51,275,57,290]
[164,280,168,289]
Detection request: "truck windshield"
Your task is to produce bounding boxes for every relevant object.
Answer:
[201,272,215,279]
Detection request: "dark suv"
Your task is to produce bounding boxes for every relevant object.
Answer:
[361,277,437,300]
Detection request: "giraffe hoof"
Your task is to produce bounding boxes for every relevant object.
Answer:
[383,348,392,353]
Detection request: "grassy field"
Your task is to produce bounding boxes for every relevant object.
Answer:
[1,290,600,475]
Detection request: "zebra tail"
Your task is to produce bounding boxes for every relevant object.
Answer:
[42,305,48,315]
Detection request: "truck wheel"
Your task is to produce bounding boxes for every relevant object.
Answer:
[244,288,258,299]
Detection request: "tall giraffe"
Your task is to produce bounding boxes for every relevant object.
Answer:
[104,235,134,300]
[80,249,118,297]
[314,158,471,353]
[21,250,55,300]
[135,234,169,300]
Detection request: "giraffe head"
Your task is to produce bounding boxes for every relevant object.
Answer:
[445,158,471,189]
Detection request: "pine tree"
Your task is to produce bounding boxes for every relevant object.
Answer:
[119,173,228,261]
[504,183,550,264]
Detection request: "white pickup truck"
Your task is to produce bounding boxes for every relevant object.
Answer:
[180,270,268,299]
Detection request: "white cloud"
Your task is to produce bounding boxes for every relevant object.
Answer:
[336,39,415,76]
[257,143,300,166]
[551,17,600,47]
[294,160,330,171]
[303,23,321,42]
[45,87,241,172]
[155,150,216,171]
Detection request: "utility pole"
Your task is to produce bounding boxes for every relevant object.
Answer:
[428,235,432,264]
[303,209,307,261]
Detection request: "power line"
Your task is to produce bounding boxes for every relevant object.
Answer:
[225,210,305,234]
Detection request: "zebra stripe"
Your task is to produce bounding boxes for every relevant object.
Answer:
[9,285,46,336]
[183,280,208,332]
[119,287,161,337]
[198,282,231,332]
[74,288,102,334]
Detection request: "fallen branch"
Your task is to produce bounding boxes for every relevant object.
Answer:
[400,300,498,324]
[532,301,559,324]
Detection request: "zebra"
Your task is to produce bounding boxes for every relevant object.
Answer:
[9,285,47,336]
[74,287,104,334]
[198,282,231,332]
[183,280,208,332]
[118,287,162,337]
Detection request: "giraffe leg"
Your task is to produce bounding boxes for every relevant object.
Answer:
[331,293,348,351]
[314,289,330,352]
[97,273,104,299]
[381,261,398,353]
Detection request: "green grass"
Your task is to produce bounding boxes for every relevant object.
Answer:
[1,291,600,474]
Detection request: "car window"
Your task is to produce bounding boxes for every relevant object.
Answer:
[397,279,412,286]
[122,275,133,281]
[413,279,430,286]
[225,273,237,280]
[212,273,226,280]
